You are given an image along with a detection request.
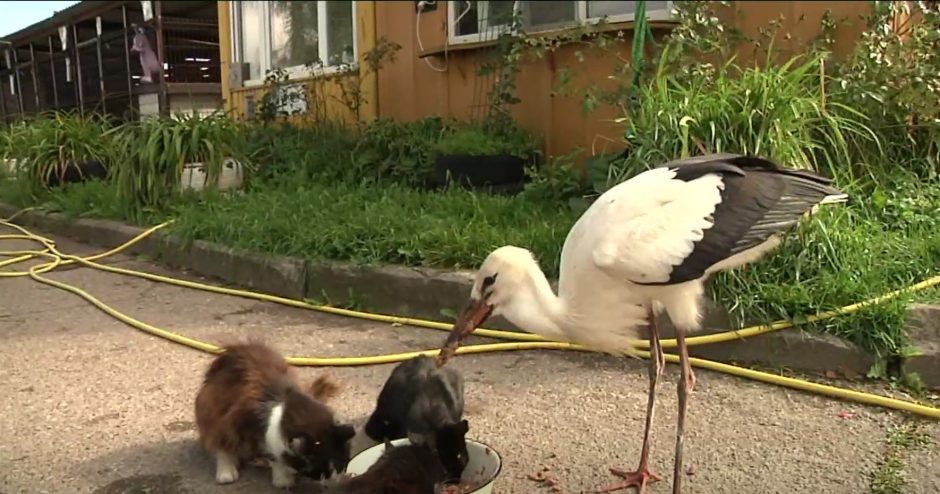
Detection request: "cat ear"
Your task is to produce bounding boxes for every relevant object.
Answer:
[334,423,356,442]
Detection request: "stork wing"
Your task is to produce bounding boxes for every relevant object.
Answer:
[591,155,845,285]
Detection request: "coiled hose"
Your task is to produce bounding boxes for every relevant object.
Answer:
[1,209,939,419]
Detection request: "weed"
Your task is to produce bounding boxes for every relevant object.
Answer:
[869,419,932,494]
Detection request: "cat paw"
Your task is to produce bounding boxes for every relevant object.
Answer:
[215,466,239,484]
[271,463,296,489]
[215,452,240,484]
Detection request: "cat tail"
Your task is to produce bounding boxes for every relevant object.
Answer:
[309,371,342,402]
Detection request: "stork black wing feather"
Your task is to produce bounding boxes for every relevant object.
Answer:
[637,154,845,286]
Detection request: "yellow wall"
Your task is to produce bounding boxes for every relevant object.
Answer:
[374,1,874,163]
[218,1,876,162]
[217,1,378,125]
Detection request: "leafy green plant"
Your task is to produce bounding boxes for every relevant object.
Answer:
[351,117,446,185]
[0,111,121,194]
[332,36,402,123]
[113,112,253,219]
[433,122,538,158]
[519,148,586,205]
[830,1,940,179]
[245,120,358,184]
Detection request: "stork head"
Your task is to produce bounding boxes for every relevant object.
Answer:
[436,246,539,366]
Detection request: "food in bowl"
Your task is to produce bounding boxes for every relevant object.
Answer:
[345,438,502,494]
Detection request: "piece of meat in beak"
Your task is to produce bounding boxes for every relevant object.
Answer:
[435,298,493,367]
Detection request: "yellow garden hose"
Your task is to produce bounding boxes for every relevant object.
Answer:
[1,212,939,420]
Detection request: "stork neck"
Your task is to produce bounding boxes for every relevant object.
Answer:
[508,267,567,340]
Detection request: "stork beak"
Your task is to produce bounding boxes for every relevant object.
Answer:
[436,298,493,367]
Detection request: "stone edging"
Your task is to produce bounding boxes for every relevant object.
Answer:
[2,202,937,387]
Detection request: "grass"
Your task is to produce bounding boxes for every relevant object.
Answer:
[869,419,933,494]
[710,179,940,358]
[165,181,577,272]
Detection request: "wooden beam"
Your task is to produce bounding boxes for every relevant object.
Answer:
[11,49,24,114]
[29,44,40,110]
[72,24,84,114]
[48,36,59,109]
[155,0,168,116]
[122,4,133,113]
[96,16,106,113]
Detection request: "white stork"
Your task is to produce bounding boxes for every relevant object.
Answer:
[435,153,848,493]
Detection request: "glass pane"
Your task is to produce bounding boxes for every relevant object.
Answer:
[486,1,516,26]
[326,1,355,66]
[270,1,321,69]
[587,1,634,18]
[521,1,576,29]
[455,1,479,36]
[238,1,265,81]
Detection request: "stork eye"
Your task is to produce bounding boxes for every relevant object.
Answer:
[482,273,498,289]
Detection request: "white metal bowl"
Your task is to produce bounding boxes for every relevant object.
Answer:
[345,438,502,494]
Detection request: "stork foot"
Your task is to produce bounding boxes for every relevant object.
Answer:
[593,466,662,493]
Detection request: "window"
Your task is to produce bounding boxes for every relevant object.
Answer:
[447,1,673,44]
[232,1,357,85]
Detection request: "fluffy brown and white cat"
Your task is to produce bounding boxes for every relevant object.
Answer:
[194,341,355,488]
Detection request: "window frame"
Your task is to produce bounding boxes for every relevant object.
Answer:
[446,1,674,45]
[231,1,359,87]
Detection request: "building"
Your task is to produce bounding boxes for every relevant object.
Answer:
[217,1,883,160]
[0,0,223,122]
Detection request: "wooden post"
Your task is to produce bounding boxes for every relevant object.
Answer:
[48,36,59,108]
[154,0,169,116]
[72,24,84,114]
[0,76,7,123]
[11,49,24,114]
[96,16,106,113]
[29,43,40,111]
[122,5,133,112]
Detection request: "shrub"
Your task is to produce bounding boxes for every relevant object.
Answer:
[113,112,253,220]
[0,111,121,194]
[433,121,539,159]
[352,117,446,185]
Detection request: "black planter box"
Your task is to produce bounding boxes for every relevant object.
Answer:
[433,153,531,191]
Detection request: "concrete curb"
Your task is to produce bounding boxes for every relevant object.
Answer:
[2,202,938,387]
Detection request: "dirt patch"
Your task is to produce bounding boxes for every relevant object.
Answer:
[164,420,196,433]
[93,473,188,494]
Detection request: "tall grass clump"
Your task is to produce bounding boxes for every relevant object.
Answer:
[0,111,121,195]
[613,45,879,187]
[113,112,253,220]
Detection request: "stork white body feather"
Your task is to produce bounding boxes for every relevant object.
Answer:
[585,167,727,285]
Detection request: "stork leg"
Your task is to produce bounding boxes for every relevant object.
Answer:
[671,326,697,494]
[594,308,664,493]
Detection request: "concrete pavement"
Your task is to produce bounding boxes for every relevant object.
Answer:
[1,231,938,494]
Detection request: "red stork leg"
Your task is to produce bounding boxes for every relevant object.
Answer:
[671,325,696,494]
[594,308,664,493]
